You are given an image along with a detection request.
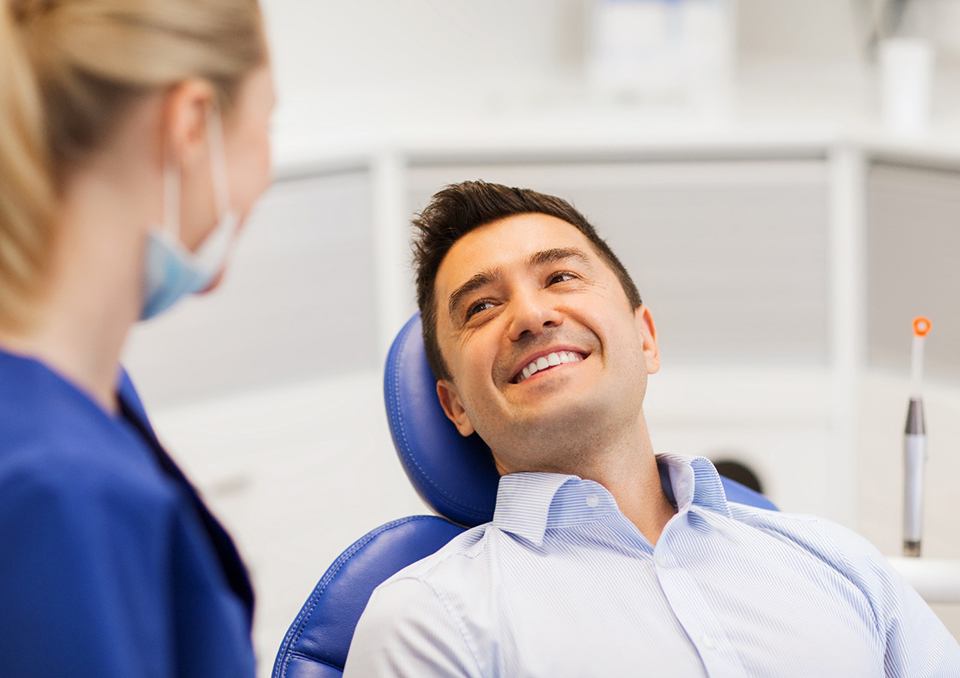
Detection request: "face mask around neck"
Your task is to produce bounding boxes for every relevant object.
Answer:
[140,110,240,321]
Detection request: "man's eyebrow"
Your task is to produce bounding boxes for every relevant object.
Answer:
[528,247,592,268]
[447,268,502,320]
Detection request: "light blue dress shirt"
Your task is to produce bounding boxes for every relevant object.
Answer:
[345,454,960,677]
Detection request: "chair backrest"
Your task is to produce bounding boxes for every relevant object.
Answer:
[273,313,777,677]
[272,516,464,678]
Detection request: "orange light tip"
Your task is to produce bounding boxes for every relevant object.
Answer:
[913,316,932,337]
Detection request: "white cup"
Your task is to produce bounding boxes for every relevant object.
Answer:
[879,38,935,136]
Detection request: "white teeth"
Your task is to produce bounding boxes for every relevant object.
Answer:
[515,350,585,383]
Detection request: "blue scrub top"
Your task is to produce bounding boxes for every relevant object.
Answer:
[0,348,256,677]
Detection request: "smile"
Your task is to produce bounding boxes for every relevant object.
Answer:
[512,350,586,384]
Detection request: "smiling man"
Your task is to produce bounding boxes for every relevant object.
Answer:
[343,182,958,677]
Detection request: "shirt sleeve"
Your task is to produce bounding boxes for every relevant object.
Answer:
[0,461,177,677]
[343,577,483,678]
[817,519,960,677]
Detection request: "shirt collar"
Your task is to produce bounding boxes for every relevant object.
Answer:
[492,454,730,545]
[657,453,731,516]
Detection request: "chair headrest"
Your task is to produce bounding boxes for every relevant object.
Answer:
[383,313,779,526]
[384,314,500,527]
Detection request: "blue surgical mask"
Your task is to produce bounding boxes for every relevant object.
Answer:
[140,110,240,320]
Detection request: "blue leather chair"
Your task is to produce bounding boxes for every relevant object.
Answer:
[272,313,778,678]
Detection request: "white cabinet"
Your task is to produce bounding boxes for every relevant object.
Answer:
[858,159,960,561]
[866,162,960,382]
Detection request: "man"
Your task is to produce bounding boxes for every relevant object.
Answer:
[344,181,959,676]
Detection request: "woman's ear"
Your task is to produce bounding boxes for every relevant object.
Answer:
[163,78,216,166]
[436,379,475,437]
[635,305,660,375]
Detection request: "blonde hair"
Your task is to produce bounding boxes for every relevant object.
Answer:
[0,0,265,328]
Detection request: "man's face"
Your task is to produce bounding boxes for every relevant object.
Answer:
[433,213,660,474]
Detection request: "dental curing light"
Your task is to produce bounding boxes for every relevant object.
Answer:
[903,316,931,558]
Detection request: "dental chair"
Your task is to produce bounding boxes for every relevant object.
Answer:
[272,313,778,678]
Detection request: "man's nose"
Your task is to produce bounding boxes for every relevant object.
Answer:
[507,290,563,342]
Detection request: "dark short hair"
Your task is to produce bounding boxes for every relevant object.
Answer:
[413,181,642,381]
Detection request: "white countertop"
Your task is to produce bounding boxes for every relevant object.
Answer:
[270,63,960,176]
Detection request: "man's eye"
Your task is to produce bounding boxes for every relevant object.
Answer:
[548,271,578,285]
[466,299,496,319]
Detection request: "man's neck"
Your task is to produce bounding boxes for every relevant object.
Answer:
[499,414,677,546]
[572,428,676,546]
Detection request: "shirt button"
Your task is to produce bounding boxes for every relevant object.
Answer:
[701,634,718,650]
[585,495,600,508]
[654,552,671,568]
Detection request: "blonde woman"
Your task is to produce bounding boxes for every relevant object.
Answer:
[0,1,275,675]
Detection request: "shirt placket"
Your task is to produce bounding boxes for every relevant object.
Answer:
[652,510,748,678]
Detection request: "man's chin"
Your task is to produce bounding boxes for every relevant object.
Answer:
[511,393,601,432]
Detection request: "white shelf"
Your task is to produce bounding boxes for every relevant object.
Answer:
[888,558,960,605]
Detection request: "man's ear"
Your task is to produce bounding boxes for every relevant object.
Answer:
[436,379,475,437]
[635,305,660,375]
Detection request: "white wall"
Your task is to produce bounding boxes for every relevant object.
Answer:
[261,0,585,119]
[261,0,960,123]
[737,0,864,64]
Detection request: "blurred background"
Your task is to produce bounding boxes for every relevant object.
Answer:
[121,0,960,671]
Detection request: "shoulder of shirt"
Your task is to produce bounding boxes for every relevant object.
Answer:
[725,500,898,627]
[726,501,879,553]
[372,522,495,594]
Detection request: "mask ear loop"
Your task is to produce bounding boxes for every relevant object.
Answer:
[163,154,181,240]
[206,105,232,220]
